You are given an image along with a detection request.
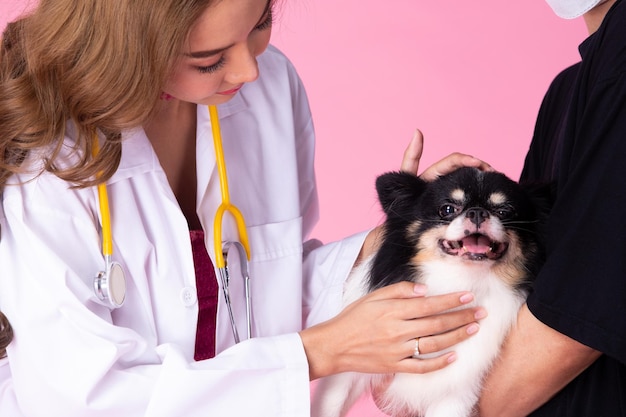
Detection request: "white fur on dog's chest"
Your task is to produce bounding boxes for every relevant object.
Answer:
[381,261,527,416]
[419,260,526,319]
[316,258,527,417]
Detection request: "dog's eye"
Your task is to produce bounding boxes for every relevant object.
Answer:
[439,204,460,219]
[495,206,515,220]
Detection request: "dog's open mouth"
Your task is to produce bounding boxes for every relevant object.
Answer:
[439,234,508,261]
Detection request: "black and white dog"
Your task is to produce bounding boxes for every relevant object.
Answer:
[312,167,548,417]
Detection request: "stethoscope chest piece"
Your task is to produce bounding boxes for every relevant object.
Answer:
[94,260,126,308]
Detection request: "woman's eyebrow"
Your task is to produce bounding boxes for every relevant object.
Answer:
[185,46,232,59]
[185,0,272,59]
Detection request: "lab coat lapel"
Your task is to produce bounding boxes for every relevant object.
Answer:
[113,128,195,336]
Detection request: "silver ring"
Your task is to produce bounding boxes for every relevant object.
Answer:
[412,337,420,358]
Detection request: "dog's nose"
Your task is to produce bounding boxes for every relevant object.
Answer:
[466,207,489,227]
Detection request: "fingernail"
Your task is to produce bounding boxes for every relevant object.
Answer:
[413,284,427,295]
[474,308,488,320]
[459,293,474,303]
[467,323,480,335]
[447,353,457,363]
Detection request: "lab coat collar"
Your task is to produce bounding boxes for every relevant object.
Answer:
[110,92,248,186]
[112,127,161,183]
[212,90,247,118]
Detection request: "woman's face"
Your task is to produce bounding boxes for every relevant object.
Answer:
[163,0,273,105]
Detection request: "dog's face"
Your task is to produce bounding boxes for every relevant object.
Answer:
[369,167,547,290]
[411,168,535,264]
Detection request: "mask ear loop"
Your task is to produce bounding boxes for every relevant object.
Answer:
[92,134,126,308]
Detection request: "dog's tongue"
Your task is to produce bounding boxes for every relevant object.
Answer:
[462,235,492,254]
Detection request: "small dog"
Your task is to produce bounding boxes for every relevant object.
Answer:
[312,167,548,417]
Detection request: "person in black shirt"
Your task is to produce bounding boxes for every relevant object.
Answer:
[478,0,626,415]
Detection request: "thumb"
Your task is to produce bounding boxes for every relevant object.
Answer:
[400,129,424,174]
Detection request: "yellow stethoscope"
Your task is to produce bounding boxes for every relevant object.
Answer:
[208,105,252,343]
[92,139,126,309]
[92,105,252,343]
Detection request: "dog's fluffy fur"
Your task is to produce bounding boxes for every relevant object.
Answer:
[312,167,547,417]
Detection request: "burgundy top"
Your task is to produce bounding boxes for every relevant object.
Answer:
[190,230,218,361]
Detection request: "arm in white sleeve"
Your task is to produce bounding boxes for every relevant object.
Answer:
[302,231,370,328]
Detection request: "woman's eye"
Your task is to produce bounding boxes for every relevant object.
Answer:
[255,9,273,31]
[196,57,226,74]
[439,204,459,218]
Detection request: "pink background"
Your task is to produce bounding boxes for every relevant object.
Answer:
[270,1,587,244]
[1,1,587,415]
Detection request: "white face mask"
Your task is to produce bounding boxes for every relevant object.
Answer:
[545,0,609,18]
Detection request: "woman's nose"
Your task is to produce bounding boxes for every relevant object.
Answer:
[225,43,259,85]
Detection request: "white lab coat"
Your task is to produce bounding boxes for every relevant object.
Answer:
[0,45,367,417]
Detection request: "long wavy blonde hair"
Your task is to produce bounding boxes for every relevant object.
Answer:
[0,0,216,188]
[0,0,217,358]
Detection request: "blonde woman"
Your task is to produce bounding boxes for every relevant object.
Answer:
[0,0,487,415]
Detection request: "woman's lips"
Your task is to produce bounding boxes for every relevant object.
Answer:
[216,85,243,95]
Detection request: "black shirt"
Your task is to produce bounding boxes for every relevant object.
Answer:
[520,1,626,415]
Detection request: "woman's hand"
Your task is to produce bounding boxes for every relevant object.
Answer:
[403,129,493,181]
[299,281,485,380]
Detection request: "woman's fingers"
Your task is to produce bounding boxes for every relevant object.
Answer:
[356,284,485,355]
[419,152,493,182]
[408,298,486,331]
[301,281,486,379]
[396,351,458,374]
[358,283,486,351]
[407,321,481,357]
[364,282,480,319]
[403,291,479,319]
[392,321,480,374]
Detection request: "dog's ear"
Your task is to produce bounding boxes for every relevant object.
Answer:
[375,171,427,215]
